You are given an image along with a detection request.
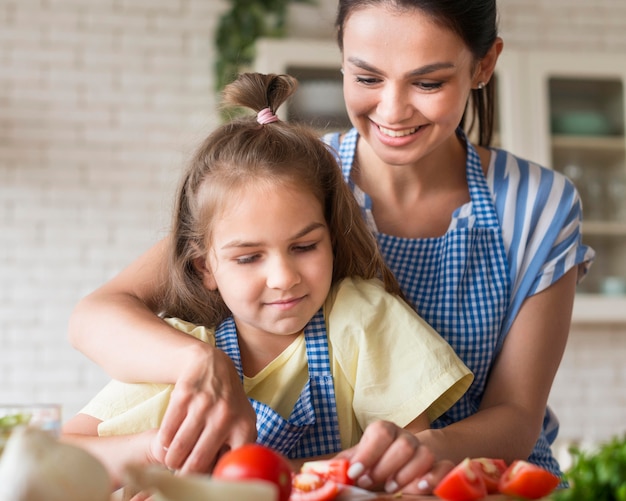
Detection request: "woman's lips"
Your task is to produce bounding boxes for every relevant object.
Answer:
[378,124,419,137]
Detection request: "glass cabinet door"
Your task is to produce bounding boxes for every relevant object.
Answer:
[253,38,350,133]
[526,52,626,296]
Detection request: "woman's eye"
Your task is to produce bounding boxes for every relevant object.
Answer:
[416,81,443,91]
[355,76,380,85]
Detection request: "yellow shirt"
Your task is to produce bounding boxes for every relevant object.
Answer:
[81,277,473,450]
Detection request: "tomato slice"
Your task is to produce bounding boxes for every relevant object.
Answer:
[433,457,487,501]
[498,460,561,500]
[291,472,340,501]
[470,457,507,494]
[300,459,353,485]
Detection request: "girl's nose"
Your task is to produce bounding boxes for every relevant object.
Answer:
[266,256,300,290]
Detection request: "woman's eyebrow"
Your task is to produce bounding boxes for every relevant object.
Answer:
[346,56,455,77]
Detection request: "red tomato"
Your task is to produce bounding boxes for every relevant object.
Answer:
[213,444,293,501]
[291,472,339,501]
[498,460,561,500]
[433,457,487,501]
[300,458,353,485]
[470,457,507,494]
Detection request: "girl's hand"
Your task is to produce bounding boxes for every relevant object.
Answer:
[338,420,454,495]
[156,345,258,473]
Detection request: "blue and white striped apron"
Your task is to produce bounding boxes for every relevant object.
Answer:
[329,128,561,476]
[215,310,342,459]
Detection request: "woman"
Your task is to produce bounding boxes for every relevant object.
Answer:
[68,0,593,490]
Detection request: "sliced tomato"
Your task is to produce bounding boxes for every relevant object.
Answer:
[300,458,353,485]
[470,457,507,494]
[498,460,561,500]
[433,457,487,501]
[290,471,340,501]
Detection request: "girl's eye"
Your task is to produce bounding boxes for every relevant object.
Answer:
[293,243,318,253]
[235,254,260,265]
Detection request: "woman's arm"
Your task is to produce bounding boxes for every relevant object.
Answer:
[416,267,578,463]
[67,238,257,473]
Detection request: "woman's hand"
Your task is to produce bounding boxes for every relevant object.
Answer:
[337,420,453,495]
[155,344,258,473]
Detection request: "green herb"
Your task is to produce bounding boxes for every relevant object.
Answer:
[553,434,626,501]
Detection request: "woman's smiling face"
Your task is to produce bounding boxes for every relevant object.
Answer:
[341,5,479,166]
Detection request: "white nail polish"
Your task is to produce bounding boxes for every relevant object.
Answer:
[417,479,429,490]
[357,475,373,488]
[347,462,365,479]
[385,480,399,493]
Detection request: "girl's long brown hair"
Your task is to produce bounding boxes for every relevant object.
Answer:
[160,72,403,327]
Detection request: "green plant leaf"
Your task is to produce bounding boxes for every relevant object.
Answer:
[214,0,319,92]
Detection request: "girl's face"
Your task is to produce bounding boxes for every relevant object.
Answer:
[197,181,334,342]
[341,6,482,166]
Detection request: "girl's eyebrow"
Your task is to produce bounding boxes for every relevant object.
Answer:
[346,56,455,77]
[221,222,326,249]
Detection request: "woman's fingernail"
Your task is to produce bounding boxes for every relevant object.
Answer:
[347,462,365,479]
[357,475,373,489]
[418,479,429,490]
[385,480,399,493]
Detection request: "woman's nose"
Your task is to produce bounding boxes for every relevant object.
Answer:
[378,83,412,124]
[266,256,300,290]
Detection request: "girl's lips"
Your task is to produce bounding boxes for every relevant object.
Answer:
[267,296,304,310]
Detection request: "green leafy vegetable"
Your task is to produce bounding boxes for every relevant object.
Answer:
[553,434,626,501]
[0,413,32,430]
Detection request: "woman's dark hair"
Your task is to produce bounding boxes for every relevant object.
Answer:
[160,72,404,327]
[336,0,499,146]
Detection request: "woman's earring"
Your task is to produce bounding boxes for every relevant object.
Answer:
[476,81,485,90]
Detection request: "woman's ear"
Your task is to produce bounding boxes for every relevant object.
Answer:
[474,36,504,87]
[193,256,218,291]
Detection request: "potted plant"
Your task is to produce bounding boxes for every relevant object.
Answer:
[215,0,317,92]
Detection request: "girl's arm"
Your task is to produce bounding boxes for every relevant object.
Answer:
[416,267,577,463]
[67,238,257,473]
[61,414,160,489]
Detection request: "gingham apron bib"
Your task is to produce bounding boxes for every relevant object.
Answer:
[335,129,509,426]
[332,128,560,475]
[214,310,342,459]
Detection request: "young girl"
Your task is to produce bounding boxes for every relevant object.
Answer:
[62,73,472,495]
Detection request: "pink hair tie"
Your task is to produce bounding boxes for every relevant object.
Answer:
[257,107,279,125]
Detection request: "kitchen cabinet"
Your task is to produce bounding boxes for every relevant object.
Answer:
[254,40,626,322]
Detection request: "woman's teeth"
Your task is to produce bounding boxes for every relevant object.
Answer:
[378,125,418,137]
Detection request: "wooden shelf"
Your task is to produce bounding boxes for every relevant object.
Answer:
[552,134,625,151]
[573,294,626,324]
[583,221,626,236]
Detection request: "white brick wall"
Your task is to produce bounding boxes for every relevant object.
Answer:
[1,0,625,461]
[1,0,223,416]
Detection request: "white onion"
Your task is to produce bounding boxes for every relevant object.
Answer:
[0,426,111,501]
